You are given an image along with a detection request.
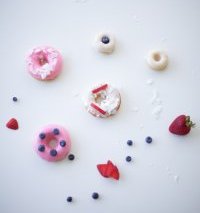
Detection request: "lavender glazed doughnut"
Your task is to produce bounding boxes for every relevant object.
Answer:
[26,46,62,80]
[35,125,71,162]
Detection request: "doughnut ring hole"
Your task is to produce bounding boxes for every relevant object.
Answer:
[38,54,48,66]
[153,53,161,62]
[48,139,57,149]
[95,93,106,104]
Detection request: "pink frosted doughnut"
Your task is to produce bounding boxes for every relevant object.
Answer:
[26,46,62,80]
[35,125,71,162]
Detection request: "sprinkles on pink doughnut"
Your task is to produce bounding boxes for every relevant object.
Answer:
[26,46,62,80]
[84,83,121,118]
[35,125,71,162]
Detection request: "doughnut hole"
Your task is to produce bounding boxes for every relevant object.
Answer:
[153,53,161,62]
[33,51,49,66]
[95,93,107,104]
[48,139,57,149]
[46,134,58,149]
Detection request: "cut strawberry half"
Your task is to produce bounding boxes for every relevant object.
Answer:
[6,118,19,130]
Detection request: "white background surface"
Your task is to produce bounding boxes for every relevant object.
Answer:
[0,0,200,213]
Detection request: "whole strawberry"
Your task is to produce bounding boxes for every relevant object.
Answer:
[169,115,195,135]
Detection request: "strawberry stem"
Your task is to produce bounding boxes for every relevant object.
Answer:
[185,116,195,128]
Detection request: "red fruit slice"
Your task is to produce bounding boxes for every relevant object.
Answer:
[92,84,108,94]
[90,103,106,115]
[6,118,19,130]
[97,164,108,177]
[97,160,120,180]
[105,160,115,176]
[110,166,120,180]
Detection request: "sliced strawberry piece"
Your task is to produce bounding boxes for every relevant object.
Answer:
[110,166,120,180]
[105,160,115,177]
[97,160,120,180]
[90,103,106,115]
[97,164,109,177]
[6,118,19,130]
[92,84,108,94]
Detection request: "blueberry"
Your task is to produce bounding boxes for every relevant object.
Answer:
[50,149,57,157]
[145,136,152,144]
[68,154,75,161]
[38,144,45,152]
[60,140,66,147]
[101,36,110,44]
[66,196,73,202]
[39,133,46,140]
[126,156,132,162]
[53,128,60,135]
[92,192,99,199]
[127,140,133,146]
[12,97,18,102]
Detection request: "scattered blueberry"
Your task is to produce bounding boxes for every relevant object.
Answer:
[145,136,153,144]
[39,133,46,140]
[92,192,99,199]
[60,140,66,147]
[68,154,75,161]
[126,156,132,162]
[38,144,45,152]
[101,36,110,44]
[50,149,57,157]
[127,140,133,146]
[12,97,18,102]
[66,196,73,202]
[53,128,60,135]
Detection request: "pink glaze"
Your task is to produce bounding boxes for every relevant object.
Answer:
[26,46,62,80]
[35,125,71,162]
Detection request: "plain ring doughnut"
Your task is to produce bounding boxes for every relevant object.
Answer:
[146,50,168,70]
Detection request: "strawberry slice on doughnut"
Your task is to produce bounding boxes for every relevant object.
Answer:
[90,103,106,115]
[92,84,108,94]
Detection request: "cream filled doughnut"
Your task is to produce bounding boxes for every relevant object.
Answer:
[94,32,115,54]
[26,46,62,80]
[35,125,71,162]
[84,83,121,118]
[146,50,168,70]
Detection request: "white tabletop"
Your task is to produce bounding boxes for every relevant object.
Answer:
[0,0,200,213]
